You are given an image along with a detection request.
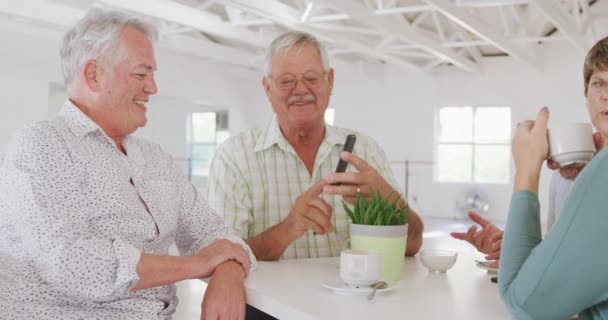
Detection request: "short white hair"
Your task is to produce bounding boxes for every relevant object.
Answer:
[263,31,330,77]
[60,7,158,93]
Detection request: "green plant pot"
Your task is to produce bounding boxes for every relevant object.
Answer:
[349,223,408,284]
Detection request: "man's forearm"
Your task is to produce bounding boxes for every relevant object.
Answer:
[404,202,424,256]
[131,254,199,291]
[212,260,246,279]
[389,191,423,256]
[245,222,294,261]
[202,261,247,320]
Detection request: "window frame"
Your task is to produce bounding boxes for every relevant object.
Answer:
[435,105,511,184]
[187,111,229,179]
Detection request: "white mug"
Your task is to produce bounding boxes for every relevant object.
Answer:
[548,123,595,167]
[339,249,381,287]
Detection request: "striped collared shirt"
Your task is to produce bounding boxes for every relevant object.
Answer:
[207,117,400,259]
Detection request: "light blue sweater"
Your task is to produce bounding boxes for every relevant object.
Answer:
[500,149,608,320]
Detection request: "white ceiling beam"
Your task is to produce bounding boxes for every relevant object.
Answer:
[232,18,274,27]
[324,0,480,72]
[161,25,195,35]
[375,5,433,15]
[456,31,482,63]
[423,0,537,68]
[225,0,422,71]
[232,5,432,26]
[430,11,446,40]
[534,0,589,50]
[0,0,258,70]
[301,1,315,22]
[388,35,568,50]
[454,0,530,7]
[389,51,436,59]
[311,22,384,36]
[375,35,396,49]
[309,13,349,23]
[98,0,269,48]
[412,11,430,28]
[0,10,65,40]
[0,0,82,28]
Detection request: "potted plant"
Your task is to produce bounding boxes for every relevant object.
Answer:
[343,188,409,283]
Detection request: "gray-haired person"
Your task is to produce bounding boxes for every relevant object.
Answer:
[206,31,424,262]
[0,8,255,320]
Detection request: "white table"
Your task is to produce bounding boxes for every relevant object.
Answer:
[244,254,511,320]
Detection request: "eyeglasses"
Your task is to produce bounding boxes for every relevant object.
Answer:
[270,72,327,91]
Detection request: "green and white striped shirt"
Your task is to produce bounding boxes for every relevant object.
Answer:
[206,118,400,259]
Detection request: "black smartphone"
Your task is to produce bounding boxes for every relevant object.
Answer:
[331,134,356,185]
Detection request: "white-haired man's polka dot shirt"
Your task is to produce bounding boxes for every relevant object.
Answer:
[0,101,255,319]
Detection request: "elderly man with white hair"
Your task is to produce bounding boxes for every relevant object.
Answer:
[0,8,255,320]
[207,31,424,263]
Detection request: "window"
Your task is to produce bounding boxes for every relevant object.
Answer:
[189,111,229,180]
[436,106,511,184]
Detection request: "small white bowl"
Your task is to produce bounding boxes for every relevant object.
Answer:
[420,250,458,273]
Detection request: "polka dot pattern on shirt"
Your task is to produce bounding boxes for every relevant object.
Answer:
[0,101,255,319]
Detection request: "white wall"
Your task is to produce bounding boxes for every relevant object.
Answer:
[328,40,595,224]
[0,22,61,153]
[1,15,605,225]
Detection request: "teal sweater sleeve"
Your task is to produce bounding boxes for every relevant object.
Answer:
[499,149,608,320]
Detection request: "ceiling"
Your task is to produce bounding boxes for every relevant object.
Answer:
[0,0,604,74]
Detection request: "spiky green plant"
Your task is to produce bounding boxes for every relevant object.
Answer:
[343,188,409,226]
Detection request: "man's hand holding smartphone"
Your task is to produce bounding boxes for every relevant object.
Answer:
[324,134,400,205]
[331,134,357,186]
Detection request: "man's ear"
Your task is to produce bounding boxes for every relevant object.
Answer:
[262,76,272,101]
[83,60,103,92]
[327,68,335,94]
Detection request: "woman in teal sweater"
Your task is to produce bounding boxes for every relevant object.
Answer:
[499,45,608,318]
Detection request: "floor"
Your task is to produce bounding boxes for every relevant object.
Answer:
[171,217,498,320]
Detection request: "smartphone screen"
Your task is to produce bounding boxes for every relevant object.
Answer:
[331,134,356,185]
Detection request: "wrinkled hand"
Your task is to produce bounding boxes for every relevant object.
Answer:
[201,261,246,320]
[283,180,334,239]
[194,239,251,279]
[546,132,606,181]
[451,211,503,261]
[323,151,398,204]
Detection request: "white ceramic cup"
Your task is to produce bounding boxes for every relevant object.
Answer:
[339,249,381,287]
[548,123,595,167]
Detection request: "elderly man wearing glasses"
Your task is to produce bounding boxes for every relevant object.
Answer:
[207,31,424,264]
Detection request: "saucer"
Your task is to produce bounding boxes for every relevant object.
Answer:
[320,278,392,295]
[475,260,498,274]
